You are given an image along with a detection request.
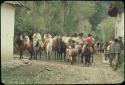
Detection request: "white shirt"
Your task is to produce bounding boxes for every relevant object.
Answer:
[62,36,71,44]
[33,33,41,41]
[44,33,52,40]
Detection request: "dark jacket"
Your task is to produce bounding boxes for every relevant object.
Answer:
[109,42,121,54]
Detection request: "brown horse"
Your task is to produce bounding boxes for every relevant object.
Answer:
[52,38,67,61]
[15,35,33,59]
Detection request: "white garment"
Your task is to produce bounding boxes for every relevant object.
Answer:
[72,37,79,41]
[33,33,41,41]
[44,34,52,40]
[53,36,61,41]
[20,35,23,40]
[25,35,30,43]
[32,33,41,47]
[62,36,71,44]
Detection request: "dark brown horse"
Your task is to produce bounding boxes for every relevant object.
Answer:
[52,38,67,61]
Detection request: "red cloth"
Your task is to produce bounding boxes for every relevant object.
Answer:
[86,37,93,45]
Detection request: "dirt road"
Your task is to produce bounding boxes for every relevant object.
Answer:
[1,54,124,84]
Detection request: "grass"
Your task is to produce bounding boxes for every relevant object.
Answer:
[1,63,64,84]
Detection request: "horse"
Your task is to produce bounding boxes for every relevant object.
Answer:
[15,34,33,59]
[74,42,83,63]
[32,40,42,60]
[66,48,78,64]
[82,44,91,66]
[45,38,53,59]
[82,43,95,65]
[53,38,67,61]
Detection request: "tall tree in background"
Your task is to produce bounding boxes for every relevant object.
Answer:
[88,2,107,31]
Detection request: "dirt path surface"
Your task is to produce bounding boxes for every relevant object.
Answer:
[1,54,124,84]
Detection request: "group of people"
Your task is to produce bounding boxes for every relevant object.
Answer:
[18,31,95,63]
[17,31,123,70]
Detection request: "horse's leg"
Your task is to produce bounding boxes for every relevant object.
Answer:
[60,53,62,61]
[88,55,91,66]
[57,52,59,60]
[71,56,74,65]
[31,48,34,59]
[87,55,89,66]
[91,54,93,63]
[30,51,33,60]
[48,51,50,60]
[22,51,23,59]
[39,48,42,59]
[64,52,66,62]
[49,50,52,59]
[55,51,56,60]
[85,56,87,66]
[46,50,48,59]
[81,53,84,63]
[56,52,57,60]
[20,51,21,59]
[35,50,37,60]
[28,48,32,60]
[36,50,38,60]
[78,54,80,63]
[59,52,61,61]
[33,48,36,60]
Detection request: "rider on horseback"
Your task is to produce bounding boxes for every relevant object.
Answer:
[20,32,30,45]
[32,31,41,47]
[53,33,61,41]
[85,34,93,46]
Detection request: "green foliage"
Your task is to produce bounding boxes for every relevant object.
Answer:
[97,17,116,42]
[88,2,107,31]
[14,1,115,41]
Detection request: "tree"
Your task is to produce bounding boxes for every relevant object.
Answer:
[88,2,107,31]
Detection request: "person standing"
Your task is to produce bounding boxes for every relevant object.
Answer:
[109,38,121,69]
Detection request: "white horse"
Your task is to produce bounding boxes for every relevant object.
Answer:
[46,38,53,59]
